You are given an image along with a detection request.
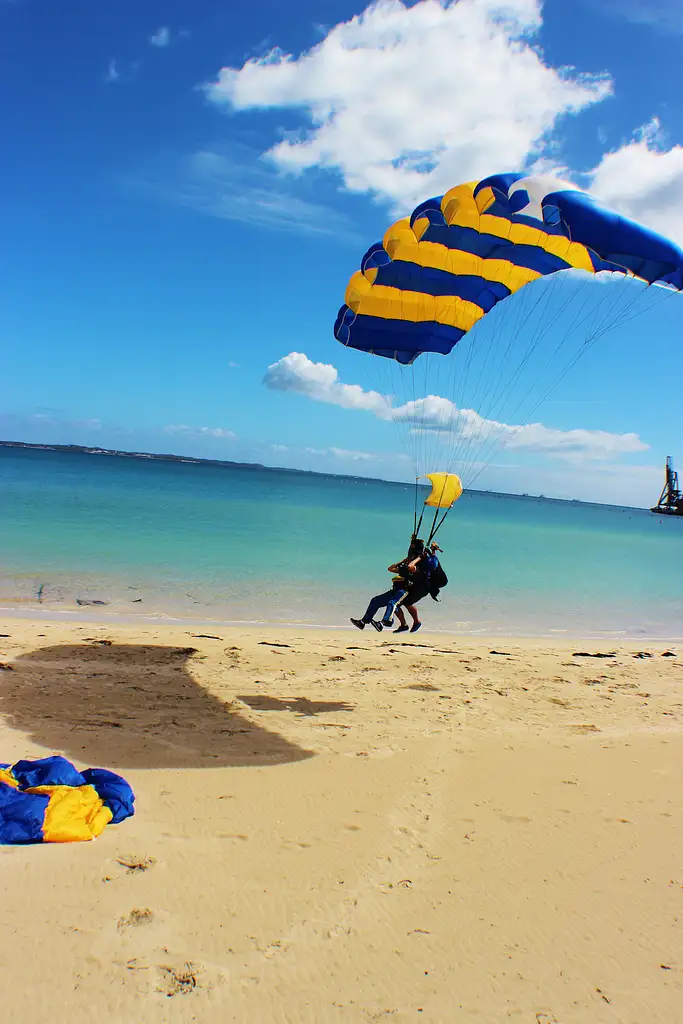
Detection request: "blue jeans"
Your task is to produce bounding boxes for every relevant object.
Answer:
[363,588,408,624]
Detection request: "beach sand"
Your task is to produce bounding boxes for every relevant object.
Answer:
[0,617,681,1023]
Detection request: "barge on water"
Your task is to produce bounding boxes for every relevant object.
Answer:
[651,457,683,516]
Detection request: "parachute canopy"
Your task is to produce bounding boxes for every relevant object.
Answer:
[422,472,463,509]
[0,755,134,844]
[334,173,683,365]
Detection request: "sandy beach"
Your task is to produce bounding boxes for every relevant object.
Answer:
[0,617,681,1023]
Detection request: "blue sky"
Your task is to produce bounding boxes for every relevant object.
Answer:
[2,0,682,505]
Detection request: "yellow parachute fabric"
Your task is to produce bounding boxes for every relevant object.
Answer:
[422,473,463,509]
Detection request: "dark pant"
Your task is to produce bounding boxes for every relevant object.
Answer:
[363,589,403,623]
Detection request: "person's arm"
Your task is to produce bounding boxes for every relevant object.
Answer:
[387,561,402,573]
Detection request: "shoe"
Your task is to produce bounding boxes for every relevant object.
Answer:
[369,620,383,632]
[382,616,394,627]
[350,618,365,630]
[394,625,409,633]
[410,621,422,632]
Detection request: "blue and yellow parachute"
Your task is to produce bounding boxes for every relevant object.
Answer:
[0,756,134,844]
[331,172,683,511]
[335,173,683,365]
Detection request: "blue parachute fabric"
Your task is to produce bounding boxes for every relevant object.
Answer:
[545,190,683,288]
[0,756,135,844]
[0,780,50,845]
[11,755,85,789]
[81,767,135,825]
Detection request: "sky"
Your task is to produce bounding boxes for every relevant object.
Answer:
[2,0,683,506]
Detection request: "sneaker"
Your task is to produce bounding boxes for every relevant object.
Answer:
[350,618,365,630]
[410,621,422,633]
[382,616,394,627]
[394,625,409,633]
[369,619,383,632]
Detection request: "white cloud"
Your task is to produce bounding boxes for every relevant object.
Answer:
[264,352,389,415]
[150,26,171,47]
[304,445,378,460]
[205,0,611,210]
[329,446,374,460]
[586,120,683,246]
[104,59,120,84]
[264,351,648,461]
[164,424,236,440]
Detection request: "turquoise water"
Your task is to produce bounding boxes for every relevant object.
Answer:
[1,447,682,638]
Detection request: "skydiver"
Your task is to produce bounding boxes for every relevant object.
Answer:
[350,537,424,632]
[390,543,444,634]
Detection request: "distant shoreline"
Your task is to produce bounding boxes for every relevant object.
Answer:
[0,439,641,510]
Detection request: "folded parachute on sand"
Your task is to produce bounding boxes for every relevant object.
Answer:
[0,755,134,844]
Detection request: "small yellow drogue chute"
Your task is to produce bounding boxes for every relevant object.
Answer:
[415,472,463,546]
[421,472,463,509]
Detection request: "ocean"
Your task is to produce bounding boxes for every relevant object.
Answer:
[1,446,682,639]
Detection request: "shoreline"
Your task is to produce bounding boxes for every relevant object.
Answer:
[2,606,683,644]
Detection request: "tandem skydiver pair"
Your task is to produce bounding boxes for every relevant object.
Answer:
[350,538,447,634]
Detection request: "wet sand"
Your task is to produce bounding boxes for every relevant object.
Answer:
[0,617,681,1022]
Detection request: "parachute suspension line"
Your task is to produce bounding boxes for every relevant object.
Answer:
[453,270,563,483]
[460,268,640,487]
[459,271,600,483]
[466,274,630,485]
[452,270,566,485]
[451,277,539,479]
[466,277,679,490]
[415,505,425,539]
[356,349,414,480]
[427,505,451,545]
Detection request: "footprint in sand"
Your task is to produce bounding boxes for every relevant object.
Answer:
[117,907,155,929]
[157,962,200,997]
[116,854,157,874]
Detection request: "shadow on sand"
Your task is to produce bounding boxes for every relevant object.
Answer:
[237,695,354,716]
[0,644,313,770]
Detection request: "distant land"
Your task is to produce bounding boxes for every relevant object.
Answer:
[0,439,642,510]
[0,438,406,488]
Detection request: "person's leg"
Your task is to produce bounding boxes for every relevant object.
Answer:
[363,589,395,622]
[382,588,407,626]
[405,603,422,631]
[349,590,395,629]
[393,606,409,633]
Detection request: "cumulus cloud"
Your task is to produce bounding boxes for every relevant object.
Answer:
[264,352,648,461]
[586,120,683,246]
[205,0,611,210]
[150,26,171,47]
[264,352,389,415]
[396,398,646,458]
[164,424,236,440]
